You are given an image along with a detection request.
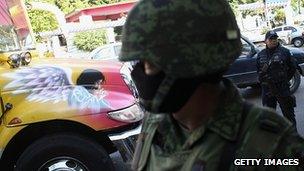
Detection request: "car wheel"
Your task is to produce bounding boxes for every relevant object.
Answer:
[293,38,304,47]
[290,71,301,94]
[15,133,114,171]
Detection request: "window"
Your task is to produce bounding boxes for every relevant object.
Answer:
[284,26,297,32]
[273,28,282,32]
[240,39,251,57]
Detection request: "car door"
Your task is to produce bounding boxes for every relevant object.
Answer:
[224,37,258,87]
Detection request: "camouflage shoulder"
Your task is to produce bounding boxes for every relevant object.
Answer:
[257,108,304,160]
[237,105,294,158]
[256,106,293,134]
[243,105,292,134]
[273,122,304,166]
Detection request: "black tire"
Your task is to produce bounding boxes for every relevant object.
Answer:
[290,71,301,94]
[293,38,304,47]
[15,133,114,171]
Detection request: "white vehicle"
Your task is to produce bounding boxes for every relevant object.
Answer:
[273,25,304,47]
[88,42,122,60]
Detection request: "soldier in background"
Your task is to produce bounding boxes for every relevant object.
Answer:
[119,0,304,170]
[257,31,297,128]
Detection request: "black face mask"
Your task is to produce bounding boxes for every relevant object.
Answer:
[131,62,222,113]
[131,62,165,110]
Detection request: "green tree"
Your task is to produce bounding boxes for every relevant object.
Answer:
[55,0,90,14]
[27,10,58,33]
[274,8,286,26]
[291,0,304,14]
[25,0,59,42]
[228,0,239,14]
[74,30,107,51]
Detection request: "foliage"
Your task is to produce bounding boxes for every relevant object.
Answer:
[24,0,126,42]
[228,0,239,15]
[73,30,107,51]
[55,0,90,14]
[26,0,58,42]
[54,0,127,14]
[291,0,304,13]
[261,26,269,34]
[27,10,58,33]
[89,0,127,5]
[27,10,58,42]
[25,0,127,33]
[239,0,261,4]
[273,8,286,26]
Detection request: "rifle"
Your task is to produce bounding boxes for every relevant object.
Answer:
[259,59,280,95]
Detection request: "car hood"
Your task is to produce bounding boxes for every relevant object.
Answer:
[287,47,304,64]
[0,58,138,125]
[0,58,123,92]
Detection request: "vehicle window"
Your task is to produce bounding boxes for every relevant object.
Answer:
[292,28,297,32]
[240,39,251,57]
[114,45,122,56]
[284,26,297,32]
[93,47,112,59]
[0,26,20,51]
[273,28,282,32]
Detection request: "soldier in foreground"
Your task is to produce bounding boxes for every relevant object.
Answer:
[119,0,304,170]
[257,31,298,128]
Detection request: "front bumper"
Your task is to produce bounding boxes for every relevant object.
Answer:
[108,124,142,162]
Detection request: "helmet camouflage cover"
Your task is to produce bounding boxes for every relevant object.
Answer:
[119,0,242,78]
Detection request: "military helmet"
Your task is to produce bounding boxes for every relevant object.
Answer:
[119,0,242,78]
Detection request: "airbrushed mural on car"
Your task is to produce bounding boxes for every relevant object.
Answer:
[2,65,112,113]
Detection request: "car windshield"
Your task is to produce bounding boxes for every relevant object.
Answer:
[0,2,20,52]
[0,25,20,52]
[90,44,122,60]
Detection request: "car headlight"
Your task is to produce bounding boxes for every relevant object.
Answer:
[120,62,138,98]
[7,53,21,68]
[107,103,144,123]
[20,52,32,65]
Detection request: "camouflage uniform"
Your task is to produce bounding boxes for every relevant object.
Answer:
[135,79,303,171]
[119,0,304,170]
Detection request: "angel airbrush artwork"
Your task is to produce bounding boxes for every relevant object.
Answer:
[2,65,112,113]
